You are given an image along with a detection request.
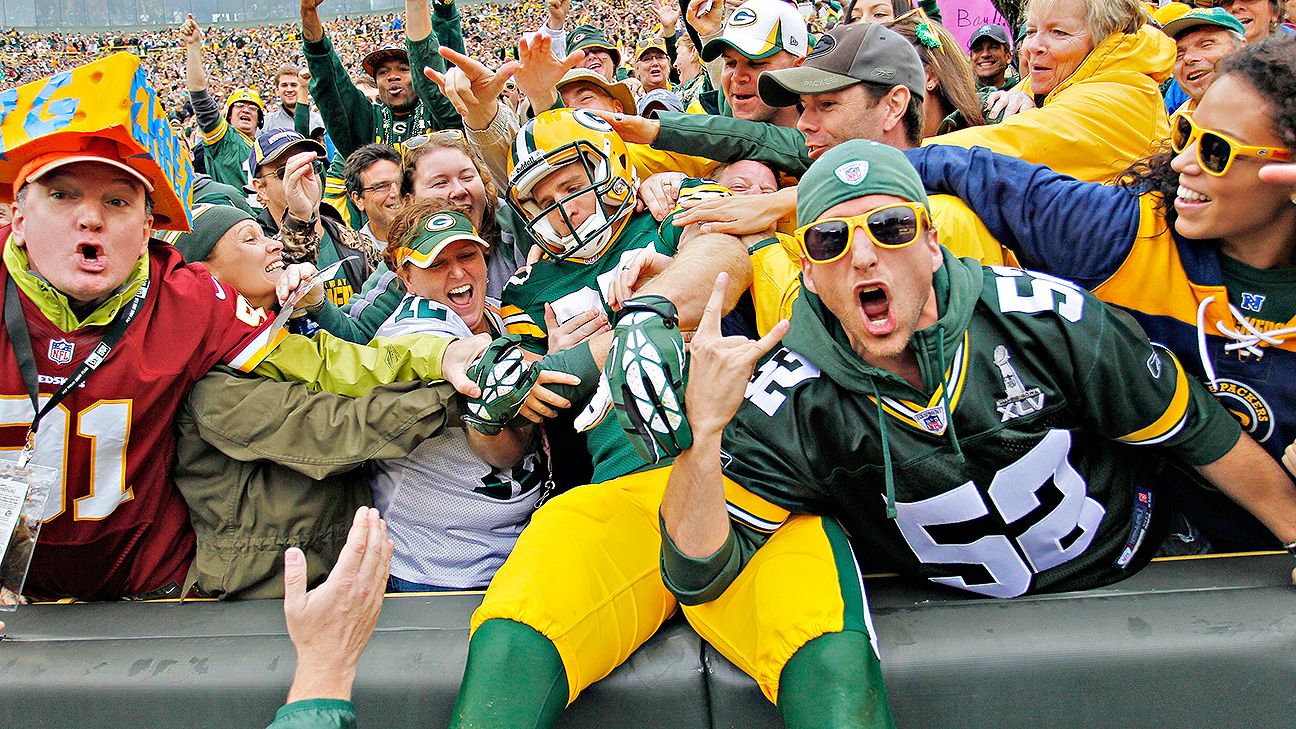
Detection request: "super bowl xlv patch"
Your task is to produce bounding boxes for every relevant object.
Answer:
[994,345,1044,422]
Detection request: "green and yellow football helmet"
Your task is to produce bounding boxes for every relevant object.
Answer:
[223,88,265,128]
[508,109,638,262]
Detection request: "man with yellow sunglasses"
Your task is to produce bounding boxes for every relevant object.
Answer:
[657,141,1296,724]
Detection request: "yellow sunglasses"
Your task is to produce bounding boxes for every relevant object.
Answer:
[795,202,930,264]
[1170,111,1292,177]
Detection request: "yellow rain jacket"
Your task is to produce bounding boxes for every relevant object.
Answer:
[927,25,1175,183]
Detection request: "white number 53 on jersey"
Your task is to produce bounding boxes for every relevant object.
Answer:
[893,430,1106,598]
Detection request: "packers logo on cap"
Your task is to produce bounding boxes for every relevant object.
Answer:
[730,7,759,26]
[425,213,458,232]
[807,33,836,59]
[834,161,869,185]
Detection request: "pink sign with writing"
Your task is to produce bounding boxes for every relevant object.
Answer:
[938,0,1011,52]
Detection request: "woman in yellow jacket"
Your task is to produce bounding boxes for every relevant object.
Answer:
[927,0,1174,183]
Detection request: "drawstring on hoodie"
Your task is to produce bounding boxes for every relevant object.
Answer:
[1195,296,1296,387]
[869,377,897,519]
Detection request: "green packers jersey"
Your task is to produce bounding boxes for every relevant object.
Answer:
[500,211,678,483]
[199,119,254,192]
[670,254,1243,602]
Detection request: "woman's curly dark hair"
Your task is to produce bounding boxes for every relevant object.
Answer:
[1116,35,1296,217]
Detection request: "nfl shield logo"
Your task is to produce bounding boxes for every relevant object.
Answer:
[914,405,947,434]
[48,338,75,365]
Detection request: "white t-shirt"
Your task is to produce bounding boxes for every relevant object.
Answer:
[371,293,541,589]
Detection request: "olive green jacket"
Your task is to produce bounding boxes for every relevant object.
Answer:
[175,367,462,600]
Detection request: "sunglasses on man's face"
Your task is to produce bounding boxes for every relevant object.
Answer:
[795,202,929,264]
[1170,111,1292,177]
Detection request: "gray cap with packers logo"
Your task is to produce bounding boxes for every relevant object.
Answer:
[797,139,929,224]
[759,22,925,108]
[393,210,490,269]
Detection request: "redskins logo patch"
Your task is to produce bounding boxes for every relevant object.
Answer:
[1210,378,1275,443]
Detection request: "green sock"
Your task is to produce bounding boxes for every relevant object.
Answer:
[449,619,569,729]
[777,631,896,729]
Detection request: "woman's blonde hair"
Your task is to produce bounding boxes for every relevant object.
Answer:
[1029,0,1146,42]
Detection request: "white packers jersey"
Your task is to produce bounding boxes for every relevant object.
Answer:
[371,294,541,588]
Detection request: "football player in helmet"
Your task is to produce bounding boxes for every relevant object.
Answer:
[447,108,756,729]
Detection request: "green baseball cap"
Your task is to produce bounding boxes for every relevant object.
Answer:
[1161,8,1247,40]
[797,140,928,225]
[160,202,257,263]
[392,210,490,269]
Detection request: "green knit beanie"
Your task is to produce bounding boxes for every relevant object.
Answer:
[160,203,257,263]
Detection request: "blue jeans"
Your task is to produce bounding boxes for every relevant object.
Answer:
[387,574,467,593]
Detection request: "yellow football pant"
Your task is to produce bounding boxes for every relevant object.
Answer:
[471,466,878,705]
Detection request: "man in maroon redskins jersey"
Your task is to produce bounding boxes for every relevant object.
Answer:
[0,134,485,602]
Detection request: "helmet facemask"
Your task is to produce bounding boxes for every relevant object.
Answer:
[510,138,637,263]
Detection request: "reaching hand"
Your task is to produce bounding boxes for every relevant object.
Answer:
[518,368,583,422]
[545,305,611,353]
[606,250,674,311]
[178,14,203,46]
[637,172,687,222]
[546,0,571,29]
[282,506,392,703]
[443,333,494,398]
[282,151,322,222]
[1259,163,1296,188]
[984,89,1035,121]
[427,47,519,128]
[687,0,726,38]
[515,31,584,112]
[671,189,787,236]
[684,272,788,436]
[585,108,661,145]
[276,262,326,312]
[653,0,682,31]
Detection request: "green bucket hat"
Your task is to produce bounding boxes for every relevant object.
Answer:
[568,24,622,67]
[393,210,490,269]
[796,140,929,225]
[159,202,256,263]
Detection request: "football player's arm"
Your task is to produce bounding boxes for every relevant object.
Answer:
[636,224,752,330]
[190,368,461,480]
[649,111,813,178]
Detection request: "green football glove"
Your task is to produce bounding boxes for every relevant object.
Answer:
[605,295,692,463]
[463,334,540,435]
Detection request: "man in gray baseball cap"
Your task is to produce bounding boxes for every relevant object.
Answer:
[758,22,927,158]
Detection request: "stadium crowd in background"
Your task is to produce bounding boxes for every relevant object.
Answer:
[2,0,1296,727]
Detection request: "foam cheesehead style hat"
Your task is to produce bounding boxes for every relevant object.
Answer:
[568,25,622,67]
[0,52,194,230]
[157,202,256,263]
[701,0,809,62]
[1160,7,1247,40]
[797,139,929,225]
[392,210,490,269]
[759,21,925,108]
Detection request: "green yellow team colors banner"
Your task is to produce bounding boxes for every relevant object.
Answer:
[0,52,193,231]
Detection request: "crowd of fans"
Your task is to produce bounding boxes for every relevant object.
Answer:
[2,0,1296,727]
